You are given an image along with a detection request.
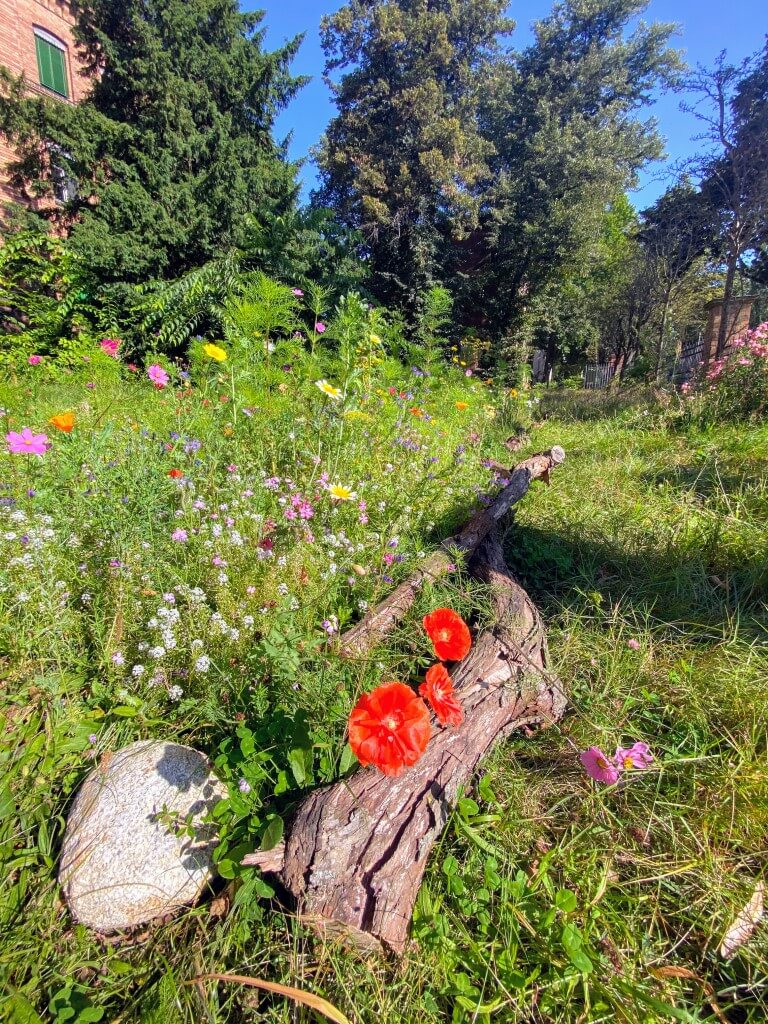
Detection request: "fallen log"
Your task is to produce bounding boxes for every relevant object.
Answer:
[244,523,567,953]
[338,445,565,658]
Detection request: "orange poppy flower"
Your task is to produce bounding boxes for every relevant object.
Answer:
[419,663,464,727]
[49,411,75,433]
[168,468,184,479]
[422,607,472,661]
[348,681,431,777]
[410,406,424,417]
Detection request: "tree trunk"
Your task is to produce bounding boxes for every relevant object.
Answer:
[716,255,737,359]
[655,289,671,382]
[244,526,567,954]
[338,447,565,658]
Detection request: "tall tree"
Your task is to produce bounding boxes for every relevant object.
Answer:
[638,178,714,377]
[455,0,680,344]
[314,0,513,315]
[688,44,768,357]
[0,0,305,283]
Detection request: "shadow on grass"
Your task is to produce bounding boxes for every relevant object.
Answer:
[502,520,768,635]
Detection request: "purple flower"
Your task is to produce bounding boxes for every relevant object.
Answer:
[615,742,654,770]
[147,364,170,388]
[292,288,304,297]
[580,747,620,785]
[171,528,188,542]
[315,322,327,334]
[238,778,251,794]
[6,428,49,456]
[28,355,42,365]
[627,638,641,650]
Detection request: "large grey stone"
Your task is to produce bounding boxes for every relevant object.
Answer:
[59,740,227,931]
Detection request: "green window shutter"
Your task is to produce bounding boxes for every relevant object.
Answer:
[35,35,68,97]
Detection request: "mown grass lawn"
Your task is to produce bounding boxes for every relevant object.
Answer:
[1,362,767,1023]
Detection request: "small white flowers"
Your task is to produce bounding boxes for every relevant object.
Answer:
[132,664,145,678]
[194,654,211,673]
[168,685,183,701]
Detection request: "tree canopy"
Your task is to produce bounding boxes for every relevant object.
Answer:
[0,0,305,283]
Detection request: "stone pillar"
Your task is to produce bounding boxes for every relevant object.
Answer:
[703,296,756,362]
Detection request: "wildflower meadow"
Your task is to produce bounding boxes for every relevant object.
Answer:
[1,308,767,1023]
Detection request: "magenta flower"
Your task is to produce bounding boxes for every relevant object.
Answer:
[100,338,120,357]
[292,288,304,297]
[28,354,42,366]
[147,364,170,388]
[315,322,327,334]
[171,528,188,542]
[6,428,49,456]
[615,742,654,770]
[627,638,641,650]
[580,746,620,785]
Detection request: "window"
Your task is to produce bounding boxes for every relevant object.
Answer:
[34,29,69,98]
[47,142,78,204]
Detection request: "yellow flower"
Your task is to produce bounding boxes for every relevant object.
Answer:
[369,333,382,346]
[460,360,467,367]
[328,483,356,501]
[316,379,342,401]
[223,426,234,437]
[344,409,371,422]
[509,388,518,398]
[455,401,469,411]
[203,343,227,362]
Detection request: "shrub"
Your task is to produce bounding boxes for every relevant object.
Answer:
[684,322,768,423]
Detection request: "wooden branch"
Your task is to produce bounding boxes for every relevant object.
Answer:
[338,446,565,658]
[270,529,566,954]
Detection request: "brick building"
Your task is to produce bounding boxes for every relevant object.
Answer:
[0,0,89,210]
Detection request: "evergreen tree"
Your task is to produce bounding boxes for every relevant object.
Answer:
[0,0,305,283]
[315,0,513,315]
[456,0,680,343]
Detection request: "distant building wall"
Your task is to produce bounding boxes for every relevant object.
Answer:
[0,0,89,210]
[703,296,756,361]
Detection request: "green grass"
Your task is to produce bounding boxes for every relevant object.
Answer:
[1,362,767,1023]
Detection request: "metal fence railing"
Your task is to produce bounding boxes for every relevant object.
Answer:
[582,362,617,390]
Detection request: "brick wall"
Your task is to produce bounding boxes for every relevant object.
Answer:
[703,296,756,362]
[0,0,90,209]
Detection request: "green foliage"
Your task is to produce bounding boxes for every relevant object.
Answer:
[454,0,681,342]
[0,228,105,364]
[0,0,305,284]
[316,0,513,314]
[415,285,453,370]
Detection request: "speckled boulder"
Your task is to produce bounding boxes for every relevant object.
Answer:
[59,740,227,932]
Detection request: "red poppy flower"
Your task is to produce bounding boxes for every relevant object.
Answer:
[168,468,183,479]
[419,664,463,727]
[422,608,472,661]
[348,681,431,777]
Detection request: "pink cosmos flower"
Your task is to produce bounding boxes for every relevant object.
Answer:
[292,288,304,297]
[627,638,641,650]
[580,746,620,785]
[100,338,120,357]
[615,742,654,770]
[28,355,42,366]
[6,427,49,456]
[147,364,169,388]
[315,322,326,334]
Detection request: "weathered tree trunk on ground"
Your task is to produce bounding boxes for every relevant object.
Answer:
[338,446,565,658]
[244,450,567,953]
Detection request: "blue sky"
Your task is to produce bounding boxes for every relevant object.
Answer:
[246,0,765,211]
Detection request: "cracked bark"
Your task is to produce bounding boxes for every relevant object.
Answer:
[247,515,567,953]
